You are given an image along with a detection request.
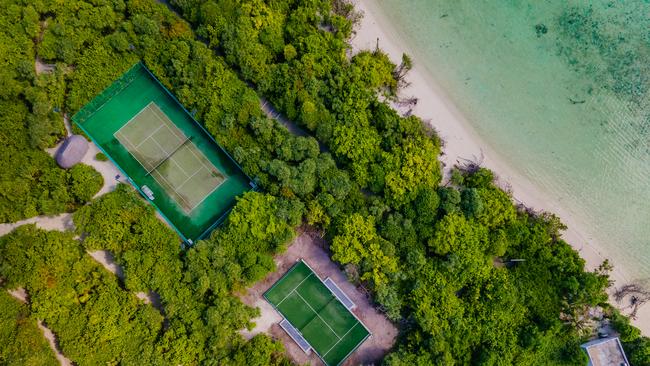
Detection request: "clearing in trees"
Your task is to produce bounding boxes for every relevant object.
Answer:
[264,260,371,366]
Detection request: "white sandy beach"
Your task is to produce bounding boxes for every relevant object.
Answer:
[350,0,649,334]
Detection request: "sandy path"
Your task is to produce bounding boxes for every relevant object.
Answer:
[350,0,649,334]
[88,250,124,279]
[45,114,122,199]
[38,321,73,366]
[6,289,72,366]
[239,230,397,365]
[0,213,74,236]
[7,288,28,303]
[35,57,55,75]
[260,98,308,137]
[82,142,122,198]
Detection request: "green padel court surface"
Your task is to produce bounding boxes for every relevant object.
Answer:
[265,261,371,366]
[73,63,251,241]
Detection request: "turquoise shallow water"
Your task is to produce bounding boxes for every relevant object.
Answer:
[372,1,650,279]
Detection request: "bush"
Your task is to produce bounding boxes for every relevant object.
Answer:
[95,152,108,161]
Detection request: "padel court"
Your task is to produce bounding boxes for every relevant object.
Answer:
[72,63,251,241]
[264,260,370,366]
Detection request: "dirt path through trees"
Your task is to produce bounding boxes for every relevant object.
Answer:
[0,213,73,236]
[7,289,72,366]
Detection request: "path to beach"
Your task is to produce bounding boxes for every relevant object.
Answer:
[350,0,649,334]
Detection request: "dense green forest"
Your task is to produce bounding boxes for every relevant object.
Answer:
[1,186,294,365]
[0,4,103,222]
[0,291,58,365]
[0,0,649,365]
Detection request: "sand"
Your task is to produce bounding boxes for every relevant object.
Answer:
[0,213,74,236]
[350,0,649,334]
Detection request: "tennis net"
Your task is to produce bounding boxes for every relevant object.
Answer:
[144,135,192,176]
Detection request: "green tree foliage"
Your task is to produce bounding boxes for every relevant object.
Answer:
[0,225,165,365]
[0,292,58,366]
[0,3,102,223]
[166,1,650,364]
[188,191,304,288]
[332,213,397,288]
[1,186,293,365]
[73,185,296,364]
[172,0,442,207]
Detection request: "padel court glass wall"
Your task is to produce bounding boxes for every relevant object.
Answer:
[73,63,251,241]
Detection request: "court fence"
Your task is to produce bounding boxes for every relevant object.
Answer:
[72,62,257,242]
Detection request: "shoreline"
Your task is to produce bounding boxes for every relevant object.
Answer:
[350,0,649,334]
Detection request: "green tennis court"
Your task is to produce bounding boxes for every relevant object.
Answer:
[114,102,225,212]
[72,63,251,241]
[264,261,370,366]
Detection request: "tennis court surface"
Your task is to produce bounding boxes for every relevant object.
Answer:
[265,260,370,366]
[115,102,225,212]
[72,62,251,241]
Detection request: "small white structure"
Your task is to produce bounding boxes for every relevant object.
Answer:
[141,185,154,200]
[56,135,88,168]
[324,277,356,310]
[279,318,311,353]
[581,337,629,366]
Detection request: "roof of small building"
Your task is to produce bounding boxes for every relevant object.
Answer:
[581,337,629,366]
[56,135,88,168]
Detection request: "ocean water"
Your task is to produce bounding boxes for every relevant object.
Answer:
[370,1,650,279]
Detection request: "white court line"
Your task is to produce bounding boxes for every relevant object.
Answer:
[149,161,193,209]
[149,135,222,212]
[160,123,187,148]
[150,103,186,140]
[150,138,176,169]
[276,273,313,307]
[163,145,225,212]
[177,144,229,211]
[183,171,227,211]
[115,130,159,172]
[184,140,215,174]
[115,102,225,213]
[175,166,204,190]
[114,102,155,136]
[114,102,179,171]
[168,148,191,176]
[134,123,166,148]
[294,291,341,339]
[322,322,359,357]
[114,130,138,152]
